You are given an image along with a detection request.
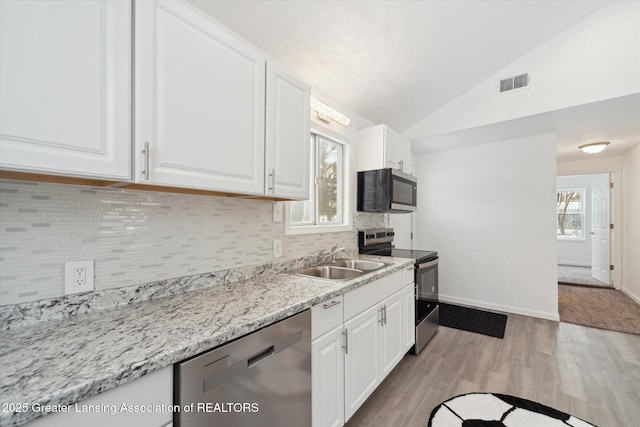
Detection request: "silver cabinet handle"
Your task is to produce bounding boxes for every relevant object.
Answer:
[142,141,150,181]
[379,307,384,326]
[322,300,341,309]
[383,305,387,326]
[342,329,348,354]
[268,169,275,193]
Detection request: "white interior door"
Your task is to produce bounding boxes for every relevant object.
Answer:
[591,174,611,284]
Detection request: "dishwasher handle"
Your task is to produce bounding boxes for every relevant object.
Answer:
[202,330,302,394]
[245,331,303,370]
[247,345,275,368]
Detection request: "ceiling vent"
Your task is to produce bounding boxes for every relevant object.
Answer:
[499,73,530,93]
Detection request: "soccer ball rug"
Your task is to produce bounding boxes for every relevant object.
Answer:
[428,393,596,427]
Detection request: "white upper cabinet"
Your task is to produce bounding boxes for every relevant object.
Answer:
[396,136,414,176]
[0,0,131,180]
[357,124,414,176]
[384,128,401,170]
[135,0,266,194]
[2,0,310,198]
[265,62,311,200]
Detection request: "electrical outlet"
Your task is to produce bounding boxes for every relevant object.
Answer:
[75,267,87,287]
[273,240,283,258]
[65,260,94,295]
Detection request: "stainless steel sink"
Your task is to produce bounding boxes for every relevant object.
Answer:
[286,258,389,282]
[321,259,387,271]
[294,266,364,281]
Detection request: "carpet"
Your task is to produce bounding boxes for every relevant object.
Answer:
[558,284,640,335]
[428,392,596,427]
[439,303,507,338]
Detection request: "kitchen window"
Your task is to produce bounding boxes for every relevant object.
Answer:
[286,132,351,234]
[557,189,584,239]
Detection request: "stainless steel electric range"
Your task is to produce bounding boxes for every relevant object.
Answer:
[358,228,439,355]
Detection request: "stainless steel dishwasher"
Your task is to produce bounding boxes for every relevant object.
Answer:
[174,309,311,426]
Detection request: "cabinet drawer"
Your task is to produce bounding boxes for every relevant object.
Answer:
[312,295,344,340]
[344,271,402,321]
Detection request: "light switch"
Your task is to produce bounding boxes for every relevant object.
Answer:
[272,203,283,223]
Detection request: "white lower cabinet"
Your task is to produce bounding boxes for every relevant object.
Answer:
[403,283,416,352]
[27,366,172,427]
[313,269,412,427]
[312,325,345,427]
[379,290,404,378]
[344,304,381,421]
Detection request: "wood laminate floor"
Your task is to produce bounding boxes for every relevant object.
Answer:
[345,314,640,427]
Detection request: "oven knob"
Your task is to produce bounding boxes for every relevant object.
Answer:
[387,232,395,236]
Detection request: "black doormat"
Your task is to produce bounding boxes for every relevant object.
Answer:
[439,303,507,338]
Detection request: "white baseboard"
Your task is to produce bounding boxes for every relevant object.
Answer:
[439,294,560,322]
[621,287,640,305]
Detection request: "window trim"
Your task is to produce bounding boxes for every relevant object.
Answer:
[556,187,586,241]
[285,129,352,235]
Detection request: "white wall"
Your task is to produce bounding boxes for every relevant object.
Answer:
[556,174,596,266]
[414,134,558,320]
[405,1,640,139]
[621,145,640,304]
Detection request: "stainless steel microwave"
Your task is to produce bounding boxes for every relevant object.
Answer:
[357,168,417,213]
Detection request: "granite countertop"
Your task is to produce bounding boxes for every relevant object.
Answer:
[0,255,412,426]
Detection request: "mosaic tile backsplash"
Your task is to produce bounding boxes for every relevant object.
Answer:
[0,179,385,306]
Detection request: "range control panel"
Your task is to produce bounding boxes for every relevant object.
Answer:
[358,228,395,247]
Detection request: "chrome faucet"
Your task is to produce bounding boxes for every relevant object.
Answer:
[329,246,346,262]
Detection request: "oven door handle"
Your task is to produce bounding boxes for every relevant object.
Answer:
[417,258,438,269]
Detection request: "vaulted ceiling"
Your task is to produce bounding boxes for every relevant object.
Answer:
[188,1,640,161]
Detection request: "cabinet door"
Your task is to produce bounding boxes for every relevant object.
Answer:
[266,62,310,200]
[27,366,172,427]
[384,127,400,170]
[403,284,416,352]
[379,290,404,378]
[135,0,266,194]
[312,326,344,427]
[344,305,381,421]
[0,0,131,180]
[407,152,416,176]
[397,137,413,175]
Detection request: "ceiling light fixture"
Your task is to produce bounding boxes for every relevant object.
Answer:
[578,141,610,154]
[310,98,350,126]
